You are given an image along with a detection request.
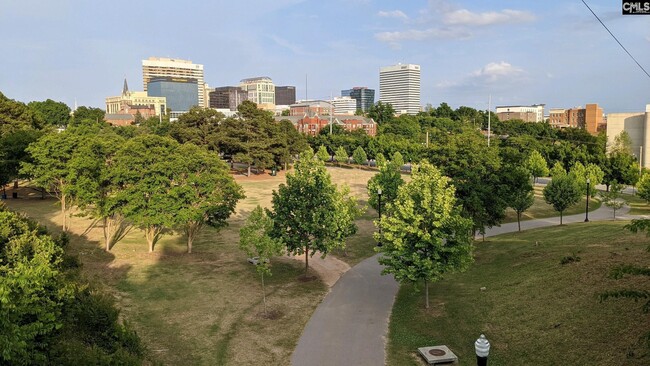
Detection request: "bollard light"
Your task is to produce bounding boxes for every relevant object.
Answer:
[475,334,490,366]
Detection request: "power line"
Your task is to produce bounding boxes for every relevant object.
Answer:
[581,0,650,80]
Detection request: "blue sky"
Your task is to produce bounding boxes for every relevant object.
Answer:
[1,0,649,113]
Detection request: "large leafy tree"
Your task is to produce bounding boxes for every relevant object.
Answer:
[27,99,71,127]
[367,101,395,124]
[568,161,604,196]
[0,128,42,193]
[21,130,84,231]
[239,205,284,315]
[268,149,359,271]
[376,161,473,308]
[69,106,105,127]
[543,174,581,225]
[171,106,225,149]
[173,143,244,253]
[110,135,182,252]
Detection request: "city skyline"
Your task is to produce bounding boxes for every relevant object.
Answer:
[1,0,649,113]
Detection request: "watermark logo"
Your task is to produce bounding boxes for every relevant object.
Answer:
[622,1,650,14]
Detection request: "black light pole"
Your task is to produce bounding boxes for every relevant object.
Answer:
[584,178,590,222]
[377,188,382,247]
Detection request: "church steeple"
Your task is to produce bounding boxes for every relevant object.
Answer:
[122,78,129,95]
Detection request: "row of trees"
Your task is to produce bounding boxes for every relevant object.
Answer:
[20,123,244,253]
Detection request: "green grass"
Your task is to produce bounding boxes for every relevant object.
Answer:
[503,185,602,224]
[387,222,650,366]
[622,193,650,215]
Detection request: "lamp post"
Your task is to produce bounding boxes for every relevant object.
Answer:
[475,334,490,366]
[584,178,591,222]
[377,188,382,247]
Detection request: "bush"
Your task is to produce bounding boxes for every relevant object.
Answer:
[560,253,581,265]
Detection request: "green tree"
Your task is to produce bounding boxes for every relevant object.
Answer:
[352,146,367,165]
[527,150,549,183]
[317,145,330,162]
[637,172,650,203]
[391,151,404,169]
[375,152,386,169]
[110,135,181,252]
[21,131,84,231]
[376,161,473,308]
[367,158,404,210]
[604,152,639,190]
[70,106,105,126]
[268,149,359,271]
[239,205,284,315]
[543,174,581,225]
[550,161,566,178]
[610,131,633,156]
[28,99,71,127]
[334,146,348,165]
[599,181,626,219]
[173,144,244,253]
[506,167,535,231]
[367,101,395,124]
[0,129,42,194]
[569,161,604,196]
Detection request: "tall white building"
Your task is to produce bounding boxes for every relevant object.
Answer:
[142,57,206,108]
[379,63,421,115]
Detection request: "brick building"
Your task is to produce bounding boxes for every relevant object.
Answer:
[549,103,604,135]
[275,114,377,137]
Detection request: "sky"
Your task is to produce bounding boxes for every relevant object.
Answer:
[1,0,649,114]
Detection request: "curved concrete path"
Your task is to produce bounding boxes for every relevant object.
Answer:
[292,201,645,366]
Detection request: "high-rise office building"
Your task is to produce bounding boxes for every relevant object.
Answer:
[275,86,296,105]
[331,97,356,115]
[341,87,375,113]
[142,57,206,108]
[147,77,199,118]
[209,87,248,111]
[379,63,421,115]
[239,77,275,111]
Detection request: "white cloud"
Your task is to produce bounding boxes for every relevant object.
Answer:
[437,61,527,90]
[443,9,535,26]
[269,35,309,55]
[377,10,409,20]
[375,27,470,43]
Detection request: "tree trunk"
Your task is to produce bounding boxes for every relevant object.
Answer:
[261,272,267,316]
[247,165,251,177]
[284,161,288,171]
[103,217,111,251]
[424,279,429,309]
[61,194,67,232]
[13,180,18,189]
[517,212,521,232]
[146,225,160,252]
[305,244,309,272]
[560,211,563,225]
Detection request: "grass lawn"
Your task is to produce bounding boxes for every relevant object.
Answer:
[503,184,602,224]
[2,166,380,365]
[387,222,650,366]
[622,193,650,215]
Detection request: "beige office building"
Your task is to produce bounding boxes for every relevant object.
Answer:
[607,104,650,168]
[105,79,166,116]
[142,57,206,108]
[239,77,275,111]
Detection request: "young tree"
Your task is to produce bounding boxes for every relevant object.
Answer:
[375,152,386,169]
[376,161,473,309]
[569,161,604,196]
[599,181,626,219]
[174,143,244,253]
[543,174,581,225]
[391,151,404,169]
[316,145,330,162]
[527,150,549,183]
[269,149,359,272]
[550,161,566,178]
[637,172,650,203]
[352,146,367,166]
[506,167,535,231]
[239,206,284,315]
[334,146,348,165]
[367,158,404,210]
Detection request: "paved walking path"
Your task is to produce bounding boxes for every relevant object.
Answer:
[292,201,646,366]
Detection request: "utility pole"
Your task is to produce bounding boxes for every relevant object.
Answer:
[640,146,643,175]
[329,92,333,135]
[487,95,491,147]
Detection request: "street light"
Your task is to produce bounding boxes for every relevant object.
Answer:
[377,188,382,247]
[584,178,591,222]
[475,334,490,366]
